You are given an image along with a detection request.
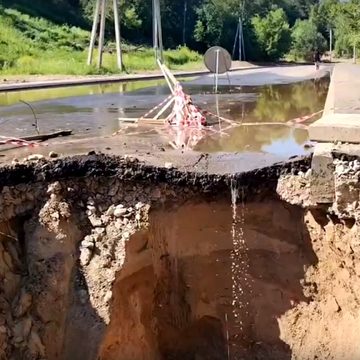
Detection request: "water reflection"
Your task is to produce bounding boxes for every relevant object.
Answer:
[194,77,329,155]
[0,76,329,158]
[0,79,168,107]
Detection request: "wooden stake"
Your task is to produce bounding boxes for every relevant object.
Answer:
[98,0,107,69]
[154,97,175,119]
[88,0,101,65]
[113,0,123,71]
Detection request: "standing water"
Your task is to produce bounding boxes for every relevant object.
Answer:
[0,76,329,160]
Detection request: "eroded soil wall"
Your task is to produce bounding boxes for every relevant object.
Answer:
[100,200,316,360]
[0,155,358,360]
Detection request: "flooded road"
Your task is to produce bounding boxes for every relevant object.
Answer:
[0,66,329,158]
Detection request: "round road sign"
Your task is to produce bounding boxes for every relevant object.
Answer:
[204,46,232,74]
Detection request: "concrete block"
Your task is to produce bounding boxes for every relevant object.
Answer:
[311,143,335,204]
[309,64,360,144]
[309,114,360,144]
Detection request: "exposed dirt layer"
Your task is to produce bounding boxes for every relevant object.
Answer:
[0,153,359,360]
[0,153,311,194]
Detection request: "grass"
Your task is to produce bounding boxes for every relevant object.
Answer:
[1,48,203,76]
[0,6,203,76]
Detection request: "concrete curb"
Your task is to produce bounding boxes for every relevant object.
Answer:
[0,66,254,92]
[309,64,360,144]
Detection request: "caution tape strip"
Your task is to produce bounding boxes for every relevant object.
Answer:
[0,136,37,148]
[139,93,173,121]
[286,110,323,126]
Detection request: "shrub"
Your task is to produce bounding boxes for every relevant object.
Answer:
[165,46,202,65]
[290,20,327,61]
[251,8,291,61]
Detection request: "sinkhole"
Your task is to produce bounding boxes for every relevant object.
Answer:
[0,154,359,360]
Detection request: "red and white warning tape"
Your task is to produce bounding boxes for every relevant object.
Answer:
[113,58,324,144]
[166,84,207,129]
[286,110,323,126]
[139,93,173,121]
[0,136,37,148]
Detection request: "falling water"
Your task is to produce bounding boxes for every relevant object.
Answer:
[229,178,251,358]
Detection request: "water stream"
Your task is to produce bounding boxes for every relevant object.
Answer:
[230,179,251,358]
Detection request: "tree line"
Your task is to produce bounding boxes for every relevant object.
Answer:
[5,0,360,61]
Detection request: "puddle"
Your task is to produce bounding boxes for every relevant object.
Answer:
[0,76,329,158]
[0,79,169,106]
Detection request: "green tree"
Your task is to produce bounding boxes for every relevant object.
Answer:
[333,0,360,57]
[309,0,338,41]
[251,8,291,61]
[194,0,237,49]
[290,19,327,60]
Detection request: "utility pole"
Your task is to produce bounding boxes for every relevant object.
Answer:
[97,0,107,69]
[183,0,187,46]
[232,23,239,60]
[153,0,164,62]
[88,0,123,70]
[113,0,123,71]
[232,1,246,61]
[238,18,242,61]
[240,1,246,61]
[239,18,245,62]
[87,0,101,65]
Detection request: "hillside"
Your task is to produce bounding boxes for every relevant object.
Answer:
[0,0,358,76]
[1,0,88,28]
[0,5,202,75]
[0,6,97,75]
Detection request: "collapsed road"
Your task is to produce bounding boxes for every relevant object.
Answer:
[0,149,359,360]
[0,63,359,360]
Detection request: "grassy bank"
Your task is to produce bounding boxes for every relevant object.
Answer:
[0,7,203,76]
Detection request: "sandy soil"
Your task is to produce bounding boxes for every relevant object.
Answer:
[0,153,358,359]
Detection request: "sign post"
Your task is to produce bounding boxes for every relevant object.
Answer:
[204,46,232,93]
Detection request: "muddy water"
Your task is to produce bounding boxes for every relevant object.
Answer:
[0,76,329,157]
[194,77,329,154]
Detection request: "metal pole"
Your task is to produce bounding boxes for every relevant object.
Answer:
[183,0,187,46]
[329,28,333,63]
[88,0,101,65]
[240,19,246,61]
[239,18,242,61]
[215,49,220,94]
[232,22,240,59]
[153,0,158,61]
[97,0,107,69]
[152,0,156,50]
[113,0,123,71]
[242,26,246,61]
[239,0,246,61]
[156,0,164,62]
